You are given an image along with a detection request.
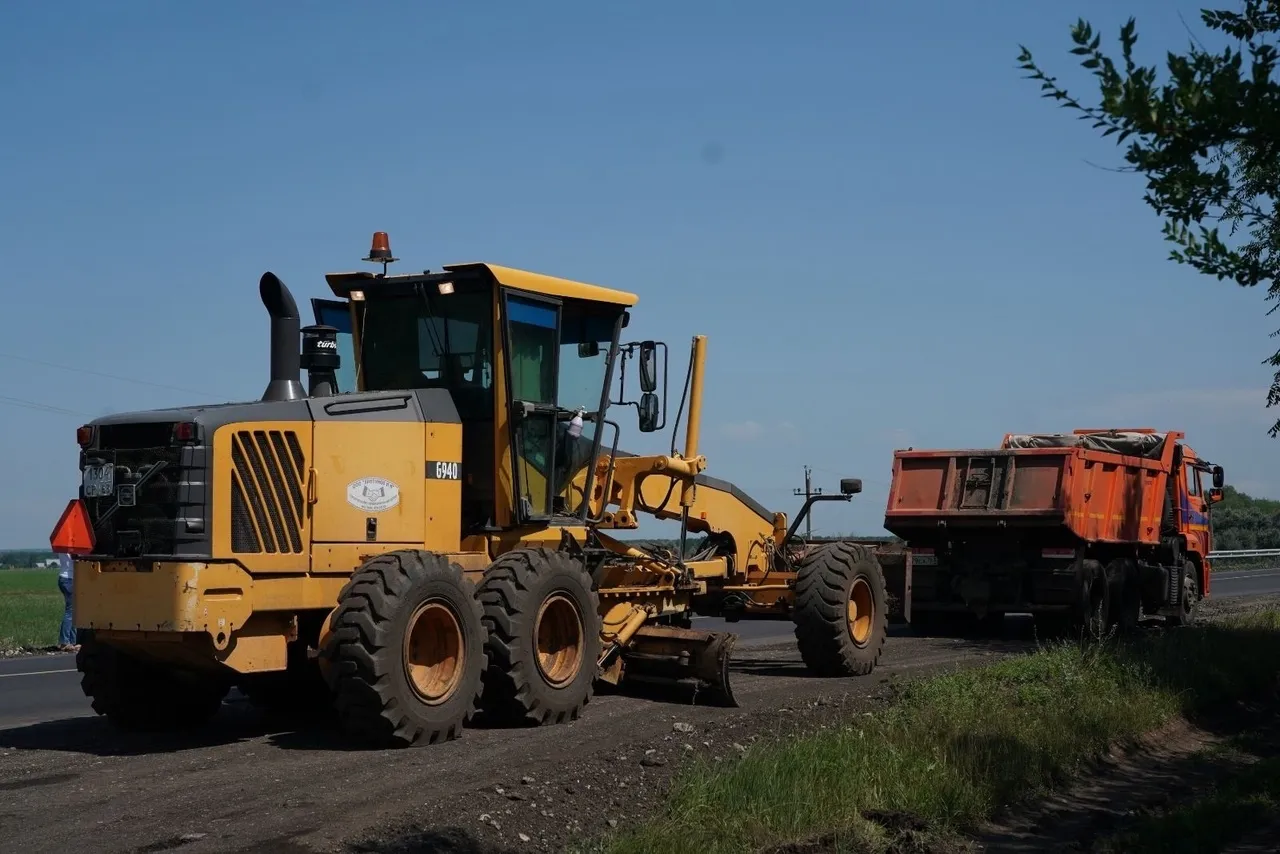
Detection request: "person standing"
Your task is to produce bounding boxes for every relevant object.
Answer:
[57,551,77,651]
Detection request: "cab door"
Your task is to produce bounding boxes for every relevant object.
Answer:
[1182,461,1211,556]
[502,291,561,524]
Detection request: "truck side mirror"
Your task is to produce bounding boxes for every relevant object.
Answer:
[639,341,658,393]
[638,392,659,432]
[1208,486,1224,504]
[1212,465,1224,489]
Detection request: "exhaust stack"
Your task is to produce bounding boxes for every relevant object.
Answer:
[259,272,306,403]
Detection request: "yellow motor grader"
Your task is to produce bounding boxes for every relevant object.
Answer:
[52,233,901,746]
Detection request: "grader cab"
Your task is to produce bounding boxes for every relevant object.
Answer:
[53,233,894,747]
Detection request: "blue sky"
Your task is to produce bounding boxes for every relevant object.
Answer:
[1,1,1275,548]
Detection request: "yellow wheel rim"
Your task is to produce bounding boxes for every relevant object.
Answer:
[403,600,465,705]
[535,593,584,687]
[847,577,875,646]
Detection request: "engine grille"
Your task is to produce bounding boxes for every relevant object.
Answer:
[80,427,206,558]
[229,429,306,554]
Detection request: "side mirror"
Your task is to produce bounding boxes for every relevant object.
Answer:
[1212,465,1224,490]
[638,392,660,432]
[840,478,863,496]
[639,341,658,393]
[578,341,600,358]
[1208,486,1224,504]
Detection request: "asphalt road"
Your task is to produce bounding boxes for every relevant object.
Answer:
[2,568,1277,733]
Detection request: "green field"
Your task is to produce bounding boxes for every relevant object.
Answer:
[0,568,63,652]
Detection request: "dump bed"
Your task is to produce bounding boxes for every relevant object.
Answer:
[883,430,1181,547]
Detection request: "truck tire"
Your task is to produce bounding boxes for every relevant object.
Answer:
[793,541,888,677]
[321,550,486,747]
[477,547,602,726]
[76,630,228,731]
[1075,559,1111,639]
[1106,558,1142,634]
[1168,559,1201,627]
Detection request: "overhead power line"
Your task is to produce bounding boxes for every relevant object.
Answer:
[0,352,225,398]
[0,395,93,418]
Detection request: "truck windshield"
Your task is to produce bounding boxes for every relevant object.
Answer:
[359,290,495,421]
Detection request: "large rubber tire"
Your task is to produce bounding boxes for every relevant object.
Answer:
[477,547,602,726]
[793,541,888,677]
[1168,559,1201,627]
[1050,559,1110,640]
[321,550,486,748]
[76,630,228,732]
[1106,558,1142,634]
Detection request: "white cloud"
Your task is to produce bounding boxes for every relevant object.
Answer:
[1053,387,1273,427]
[718,420,797,442]
[880,427,913,447]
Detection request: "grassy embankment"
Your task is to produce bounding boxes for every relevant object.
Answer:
[0,568,61,651]
[599,611,1280,854]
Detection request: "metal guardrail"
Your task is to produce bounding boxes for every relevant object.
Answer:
[1208,549,1280,559]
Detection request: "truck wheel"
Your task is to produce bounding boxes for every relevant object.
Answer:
[1075,560,1111,640]
[478,547,602,726]
[1168,559,1201,627]
[321,550,486,747]
[1107,559,1141,634]
[77,630,228,731]
[793,541,888,677]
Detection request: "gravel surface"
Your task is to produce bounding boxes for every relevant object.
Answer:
[0,629,1027,854]
[3,597,1276,854]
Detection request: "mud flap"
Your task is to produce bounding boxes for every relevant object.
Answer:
[618,625,738,707]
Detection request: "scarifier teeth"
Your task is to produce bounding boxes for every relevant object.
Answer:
[616,625,739,707]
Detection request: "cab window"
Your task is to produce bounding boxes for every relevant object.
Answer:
[1185,463,1201,497]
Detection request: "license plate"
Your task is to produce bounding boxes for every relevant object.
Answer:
[83,463,115,498]
[912,554,938,565]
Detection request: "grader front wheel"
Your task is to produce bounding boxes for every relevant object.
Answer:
[793,542,888,677]
[478,547,602,726]
[320,550,486,748]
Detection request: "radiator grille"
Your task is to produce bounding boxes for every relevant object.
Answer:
[229,429,306,554]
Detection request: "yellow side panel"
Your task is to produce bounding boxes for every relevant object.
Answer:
[212,421,314,574]
[312,421,426,545]
[424,422,464,553]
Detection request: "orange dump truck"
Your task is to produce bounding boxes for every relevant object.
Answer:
[882,429,1225,635]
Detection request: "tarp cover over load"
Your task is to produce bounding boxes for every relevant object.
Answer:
[1002,431,1167,460]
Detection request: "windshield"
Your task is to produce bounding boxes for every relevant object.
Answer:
[558,307,619,415]
[358,288,495,421]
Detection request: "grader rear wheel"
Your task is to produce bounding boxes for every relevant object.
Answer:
[320,550,485,748]
[793,541,888,677]
[76,630,228,731]
[478,547,602,726]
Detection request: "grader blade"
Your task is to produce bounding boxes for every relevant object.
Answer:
[619,625,738,707]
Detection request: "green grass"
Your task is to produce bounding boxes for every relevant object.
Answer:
[0,568,64,651]
[599,612,1280,854]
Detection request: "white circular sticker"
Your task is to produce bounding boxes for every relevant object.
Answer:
[346,477,401,512]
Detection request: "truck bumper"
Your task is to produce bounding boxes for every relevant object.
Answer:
[73,560,292,674]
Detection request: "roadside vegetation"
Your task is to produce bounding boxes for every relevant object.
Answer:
[596,611,1280,854]
[1093,753,1280,854]
[0,568,61,652]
